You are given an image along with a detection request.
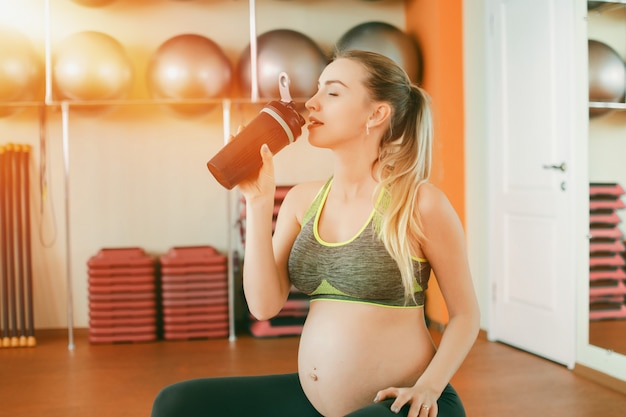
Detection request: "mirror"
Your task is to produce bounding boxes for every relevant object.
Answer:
[587,2,626,355]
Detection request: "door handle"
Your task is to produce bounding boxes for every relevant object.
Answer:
[542,162,566,172]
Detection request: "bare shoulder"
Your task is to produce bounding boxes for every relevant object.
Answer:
[280,179,328,222]
[416,182,448,210]
[415,182,460,223]
[284,180,327,204]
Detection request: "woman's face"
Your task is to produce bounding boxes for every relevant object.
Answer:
[305,58,374,149]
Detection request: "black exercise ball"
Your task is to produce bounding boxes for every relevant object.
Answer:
[336,21,422,83]
[588,2,604,10]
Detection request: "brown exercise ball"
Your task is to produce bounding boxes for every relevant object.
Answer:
[147,34,233,117]
[238,29,328,100]
[53,31,134,102]
[0,26,43,118]
[588,39,626,118]
[336,21,422,83]
[71,0,118,7]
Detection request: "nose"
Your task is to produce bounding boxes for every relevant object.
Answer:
[305,93,318,111]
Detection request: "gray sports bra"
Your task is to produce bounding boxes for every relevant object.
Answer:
[288,179,431,308]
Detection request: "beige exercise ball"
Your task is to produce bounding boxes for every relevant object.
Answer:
[53,31,134,103]
[588,39,626,118]
[0,26,43,118]
[147,34,233,117]
[71,0,118,7]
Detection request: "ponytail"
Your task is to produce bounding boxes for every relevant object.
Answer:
[332,50,434,304]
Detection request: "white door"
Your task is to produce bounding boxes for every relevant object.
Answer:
[486,0,582,368]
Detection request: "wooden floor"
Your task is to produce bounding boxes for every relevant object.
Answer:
[589,319,626,355]
[1,328,626,417]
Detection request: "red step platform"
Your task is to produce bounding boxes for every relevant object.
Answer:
[87,248,157,344]
[588,183,626,321]
[159,246,229,340]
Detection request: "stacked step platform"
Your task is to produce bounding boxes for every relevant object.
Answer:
[160,246,229,340]
[87,248,158,344]
[589,183,626,320]
[239,185,310,337]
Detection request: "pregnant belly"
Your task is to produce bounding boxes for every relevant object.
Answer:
[298,300,436,417]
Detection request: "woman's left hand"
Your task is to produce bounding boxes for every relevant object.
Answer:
[373,382,439,417]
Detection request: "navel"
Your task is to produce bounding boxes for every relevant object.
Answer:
[309,367,318,381]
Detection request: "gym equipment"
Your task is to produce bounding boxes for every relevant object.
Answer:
[336,21,422,83]
[588,39,626,118]
[71,0,117,7]
[147,34,233,117]
[160,246,229,341]
[0,144,36,348]
[0,27,43,118]
[87,248,158,344]
[53,31,134,102]
[587,2,604,10]
[237,29,328,100]
[588,183,626,321]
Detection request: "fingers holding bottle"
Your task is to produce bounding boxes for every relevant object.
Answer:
[237,143,276,203]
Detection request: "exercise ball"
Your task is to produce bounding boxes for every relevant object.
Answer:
[0,26,43,118]
[336,21,422,83]
[588,39,626,118]
[238,29,328,100]
[587,2,604,10]
[71,0,118,6]
[147,34,233,117]
[53,31,134,103]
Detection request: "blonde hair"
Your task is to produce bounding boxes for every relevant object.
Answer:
[333,50,433,303]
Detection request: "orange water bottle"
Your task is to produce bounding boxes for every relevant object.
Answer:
[207,72,305,189]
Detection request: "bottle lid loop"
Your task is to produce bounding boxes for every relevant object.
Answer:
[278,72,292,103]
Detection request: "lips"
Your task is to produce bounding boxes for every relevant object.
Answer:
[308,116,323,128]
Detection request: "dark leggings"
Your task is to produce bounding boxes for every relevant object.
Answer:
[151,373,466,417]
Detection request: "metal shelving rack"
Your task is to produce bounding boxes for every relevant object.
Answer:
[39,0,266,350]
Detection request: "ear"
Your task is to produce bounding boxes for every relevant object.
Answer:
[368,102,392,128]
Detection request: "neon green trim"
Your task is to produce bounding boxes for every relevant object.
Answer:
[301,179,331,227]
[302,177,430,261]
[313,179,384,247]
[310,279,350,296]
[310,298,424,309]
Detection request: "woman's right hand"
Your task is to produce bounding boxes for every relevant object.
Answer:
[237,143,276,203]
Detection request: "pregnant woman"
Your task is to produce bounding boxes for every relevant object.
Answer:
[151,49,480,417]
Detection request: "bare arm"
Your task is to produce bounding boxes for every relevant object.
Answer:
[414,184,480,394]
[375,183,480,416]
[239,145,317,320]
[239,145,288,320]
